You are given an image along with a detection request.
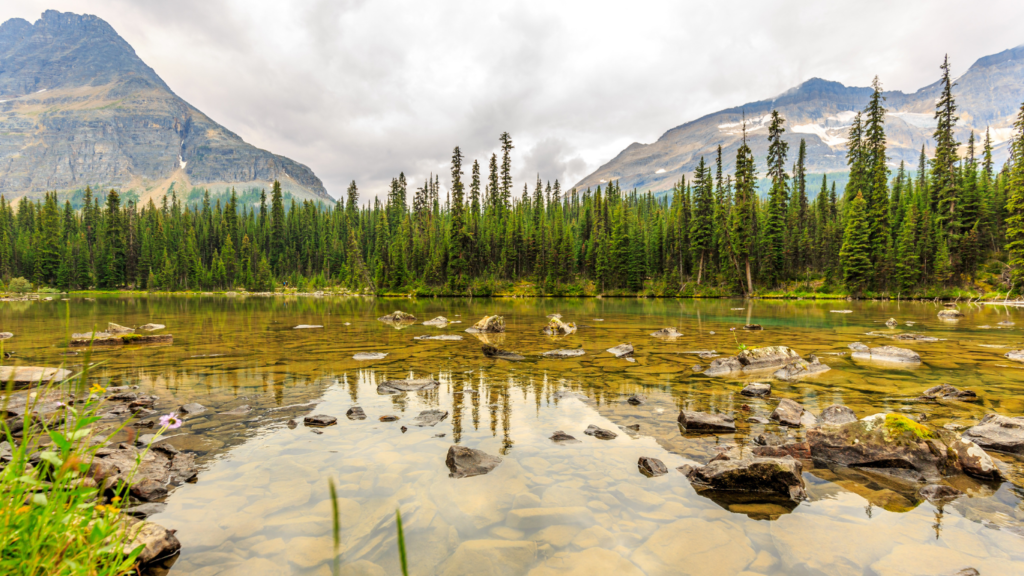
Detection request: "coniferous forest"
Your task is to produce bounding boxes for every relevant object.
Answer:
[6,57,1024,299]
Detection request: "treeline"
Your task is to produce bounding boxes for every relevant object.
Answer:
[2,55,1024,297]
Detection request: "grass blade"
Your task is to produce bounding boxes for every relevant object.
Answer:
[396,509,409,576]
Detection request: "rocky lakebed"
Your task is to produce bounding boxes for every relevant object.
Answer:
[2,296,1024,575]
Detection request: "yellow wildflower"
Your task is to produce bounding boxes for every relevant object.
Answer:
[89,383,106,394]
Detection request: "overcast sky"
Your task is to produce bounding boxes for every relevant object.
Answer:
[4,1,1024,200]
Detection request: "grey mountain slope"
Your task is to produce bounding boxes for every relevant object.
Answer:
[577,45,1024,195]
[0,10,330,203]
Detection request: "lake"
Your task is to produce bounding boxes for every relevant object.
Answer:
[4,296,1024,575]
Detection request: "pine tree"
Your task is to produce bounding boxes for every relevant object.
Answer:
[732,126,757,295]
[1005,101,1024,289]
[840,192,872,294]
[689,157,714,284]
[932,55,961,238]
[763,110,789,287]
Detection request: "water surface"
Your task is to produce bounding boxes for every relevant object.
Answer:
[4,297,1024,575]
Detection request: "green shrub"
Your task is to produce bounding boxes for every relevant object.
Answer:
[6,277,31,294]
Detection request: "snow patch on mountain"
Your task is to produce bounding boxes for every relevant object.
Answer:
[791,123,848,148]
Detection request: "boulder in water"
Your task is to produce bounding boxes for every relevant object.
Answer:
[1003,350,1024,362]
[107,322,134,335]
[178,403,205,416]
[740,382,771,397]
[353,352,388,361]
[422,316,450,327]
[650,327,683,338]
[770,398,814,427]
[414,334,463,341]
[304,414,338,427]
[851,345,921,364]
[542,317,577,335]
[542,348,585,358]
[377,378,440,394]
[920,384,978,402]
[937,309,965,320]
[293,325,323,330]
[626,394,647,405]
[892,333,939,342]
[818,405,857,425]
[885,318,898,328]
[446,445,502,478]
[848,342,869,352]
[678,410,736,432]
[550,430,580,444]
[682,456,807,502]
[115,517,182,566]
[962,413,1024,455]
[139,323,165,331]
[412,409,449,427]
[606,344,634,358]
[378,310,416,322]
[466,315,505,333]
[91,443,197,501]
[638,456,668,478]
[743,324,763,331]
[0,332,12,339]
[773,355,830,381]
[584,424,617,440]
[705,345,802,377]
[346,407,366,420]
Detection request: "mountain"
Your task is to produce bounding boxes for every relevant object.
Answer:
[0,10,331,203]
[576,45,1024,195]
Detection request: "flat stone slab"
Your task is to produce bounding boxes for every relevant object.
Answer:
[542,349,585,358]
[482,345,524,361]
[293,325,323,329]
[377,378,440,394]
[741,382,771,397]
[606,344,634,358]
[446,445,502,478]
[139,323,165,331]
[0,366,72,385]
[353,352,388,361]
[414,334,463,341]
[412,409,449,427]
[422,316,450,327]
[678,410,736,432]
[851,345,921,364]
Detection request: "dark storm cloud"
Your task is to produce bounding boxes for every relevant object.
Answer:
[3,0,1024,201]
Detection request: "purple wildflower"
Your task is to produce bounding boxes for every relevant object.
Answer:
[159,413,183,429]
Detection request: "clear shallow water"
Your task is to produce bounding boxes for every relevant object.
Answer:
[3,296,1024,575]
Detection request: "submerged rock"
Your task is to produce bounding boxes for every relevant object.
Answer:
[638,456,668,477]
[466,315,505,333]
[541,348,585,358]
[178,403,205,416]
[606,343,634,358]
[542,317,578,335]
[584,424,617,440]
[353,352,388,361]
[892,333,939,342]
[962,413,1024,455]
[412,409,449,427]
[682,456,807,502]
[773,355,831,381]
[303,414,337,427]
[1003,350,1024,362]
[414,334,463,341]
[678,410,736,432]
[920,384,978,402]
[550,430,580,444]
[741,382,771,397]
[818,405,857,425]
[377,378,440,394]
[346,407,366,420]
[743,324,763,331]
[937,309,964,320]
[705,345,802,377]
[650,327,683,338]
[919,484,963,504]
[851,345,921,364]
[446,445,502,478]
[378,310,416,322]
[808,414,1001,482]
[885,318,898,328]
[422,316,450,327]
[220,405,251,416]
[482,345,525,361]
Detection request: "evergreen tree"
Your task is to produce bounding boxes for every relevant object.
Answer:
[840,192,872,294]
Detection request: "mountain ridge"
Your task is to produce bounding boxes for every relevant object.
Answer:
[0,10,331,203]
[576,44,1024,195]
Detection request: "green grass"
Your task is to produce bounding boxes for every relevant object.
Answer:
[0,348,163,574]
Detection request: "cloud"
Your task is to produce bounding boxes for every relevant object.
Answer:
[3,0,1024,201]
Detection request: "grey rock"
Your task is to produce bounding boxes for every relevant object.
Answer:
[106,322,134,335]
[770,398,807,427]
[118,517,182,566]
[682,456,807,502]
[412,409,449,427]
[920,384,978,402]
[747,416,770,424]
[353,352,388,361]
[346,407,366,420]
[482,345,524,361]
[740,382,771,397]
[885,318,898,328]
[414,334,463,341]
[122,502,168,518]
[848,342,869,352]
[293,324,323,330]
[691,364,704,372]
[772,355,831,381]
[626,394,647,405]
[962,413,1024,455]
[892,333,939,342]
[377,378,440,394]
[379,415,400,422]
[678,410,736,432]
[638,456,668,478]
[606,344,634,358]
[742,324,763,331]
[1004,349,1024,362]
[139,323,165,331]
[650,327,683,338]
[446,445,502,478]
[542,317,577,335]
[465,315,505,333]
[584,424,617,440]
[378,311,416,322]
[851,345,921,364]
[0,332,12,339]
[705,346,802,377]
[937,309,965,320]
[818,405,857,425]
[550,431,580,444]
[303,414,337,427]
[92,443,197,501]
[422,316,450,327]
[541,348,585,358]
[753,432,786,447]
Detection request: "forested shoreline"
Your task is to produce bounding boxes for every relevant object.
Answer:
[3,56,1024,299]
